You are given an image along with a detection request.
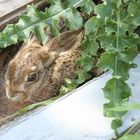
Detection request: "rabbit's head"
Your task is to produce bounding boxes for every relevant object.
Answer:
[5,37,58,103]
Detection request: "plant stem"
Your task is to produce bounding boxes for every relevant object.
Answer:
[113,8,120,117]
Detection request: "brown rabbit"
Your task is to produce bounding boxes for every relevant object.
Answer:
[5,29,85,103]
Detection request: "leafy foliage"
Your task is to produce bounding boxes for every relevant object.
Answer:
[119,134,140,140]
[0,0,95,48]
[76,35,99,83]
[0,0,140,133]
[108,103,140,112]
[94,0,140,130]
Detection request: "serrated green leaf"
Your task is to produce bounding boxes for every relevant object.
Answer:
[103,78,131,129]
[97,34,116,50]
[119,47,138,63]
[33,24,49,45]
[85,17,98,34]
[94,1,114,24]
[27,5,45,19]
[111,119,122,130]
[129,16,140,26]
[76,35,99,83]
[98,51,136,80]
[76,70,91,84]
[80,0,95,14]
[82,36,99,56]
[48,18,60,37]
[103,78,131,101]
[104,103,126,118]
[119,22,130,34]
[65,8,83,30]
[115,0,122,7]
[120,35,140,50]
[127,1,140,26]
[97,33,139,51]
[105,20,117,35]
[47,1,64,16]
[60,0,81,9]
[109,103,140,112]
[128,1,140,17]
[97,52,116,71]
[83,57,93,71]
[115,61,136,80]
[123,0,130,3]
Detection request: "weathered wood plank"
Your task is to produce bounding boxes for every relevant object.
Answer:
[0,0,48,30]
[0,0,33,18]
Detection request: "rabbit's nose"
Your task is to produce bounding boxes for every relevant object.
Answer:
[5,88,15,99]
[10,93,25,102]
[6,89,27,102]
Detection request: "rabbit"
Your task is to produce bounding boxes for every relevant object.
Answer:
[5,29,85,103]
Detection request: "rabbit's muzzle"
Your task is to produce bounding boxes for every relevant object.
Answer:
[5,88,28,102]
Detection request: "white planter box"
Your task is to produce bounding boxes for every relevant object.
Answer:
[0,55,140,140]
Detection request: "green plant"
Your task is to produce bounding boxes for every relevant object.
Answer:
[0,0,140,133]
[118,134,140,140]
[0,0,95,47]
[94,0,140,130]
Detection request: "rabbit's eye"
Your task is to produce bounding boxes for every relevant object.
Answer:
[27,73,38,82]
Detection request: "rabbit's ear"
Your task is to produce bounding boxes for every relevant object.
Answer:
[38,50,59,68]
[47,29,84,54]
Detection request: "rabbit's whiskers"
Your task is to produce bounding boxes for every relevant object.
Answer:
[0,80,7,87]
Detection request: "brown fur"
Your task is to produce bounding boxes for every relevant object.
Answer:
[5,29,84,103]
